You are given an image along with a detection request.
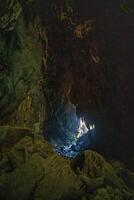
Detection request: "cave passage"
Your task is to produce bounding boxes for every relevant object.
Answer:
[53,116,96,158]
[44,99,96,158]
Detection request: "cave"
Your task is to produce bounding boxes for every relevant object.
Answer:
[44,99,96,157]
[0,0,134,200]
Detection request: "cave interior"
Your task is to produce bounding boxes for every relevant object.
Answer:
[0,0,134,200]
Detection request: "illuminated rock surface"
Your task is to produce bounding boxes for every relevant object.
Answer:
[0,1,134,199]
[0,127,134,200]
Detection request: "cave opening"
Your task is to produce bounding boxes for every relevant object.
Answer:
[44,102,96,158]
[52,116,95,158]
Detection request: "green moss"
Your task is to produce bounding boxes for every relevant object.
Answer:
[0,0,22,31]
[0,130,133,200]
[0,126,33,152]
[0,11,43,125]
[92,188,110,200]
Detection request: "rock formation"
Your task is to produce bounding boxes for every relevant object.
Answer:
[0,127,134,200]
[0,1,134,199]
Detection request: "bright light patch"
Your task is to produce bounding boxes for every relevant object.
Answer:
[52,116,96,158]
[89,124,95,130]
[77,118,89,138]
[77,118,96,138]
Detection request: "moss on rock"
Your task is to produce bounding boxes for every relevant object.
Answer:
[0,126,134,200]
[0,126,33,152]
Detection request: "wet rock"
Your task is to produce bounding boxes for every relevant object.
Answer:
[33,154,82,200]
[71,151,134,199]
[0,0,22,31]
[0,0,42,126]
[109,159,134,190]
[0,127,134,200]
[120,169,134,190]
[6,153,47,200]
[0,126,33,152]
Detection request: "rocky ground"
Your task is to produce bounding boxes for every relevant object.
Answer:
[0,126,134,200]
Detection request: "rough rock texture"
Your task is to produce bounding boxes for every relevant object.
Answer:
[0,0,43,127]
[0,0,134,173]
[28,0,134,160]
[0,126,134,200]
[44,99,79,146]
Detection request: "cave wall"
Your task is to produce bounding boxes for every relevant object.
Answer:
[40,0,134,158]
[0,0,134,159]
[0,0,43,129]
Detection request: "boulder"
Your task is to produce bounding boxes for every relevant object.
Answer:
[0,126,33,152]
[0,127,133,200]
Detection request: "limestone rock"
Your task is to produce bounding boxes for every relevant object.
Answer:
[0,127,133,200]
[0,126,33,152]
[0,0,22,31]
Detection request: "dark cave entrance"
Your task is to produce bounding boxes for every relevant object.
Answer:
[44,101,96,158]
